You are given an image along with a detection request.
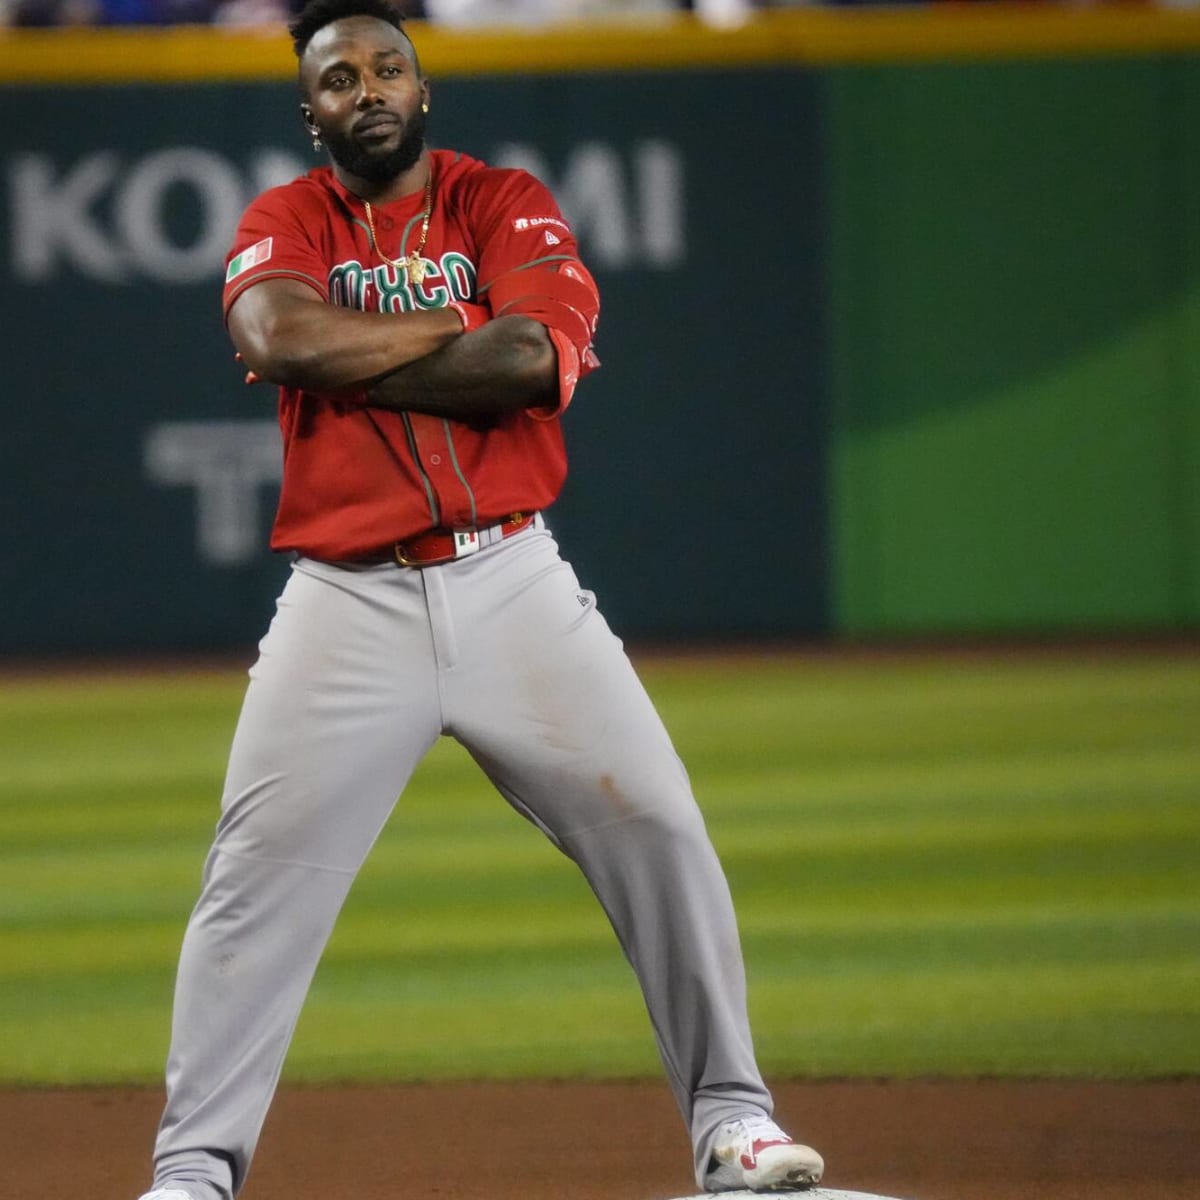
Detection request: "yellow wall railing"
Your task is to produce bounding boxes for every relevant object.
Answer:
[2,5,1200,85]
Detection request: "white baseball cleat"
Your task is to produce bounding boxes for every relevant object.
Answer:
[704,1115,825,1192]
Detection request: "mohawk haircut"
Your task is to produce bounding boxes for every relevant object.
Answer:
[289,0,407,59]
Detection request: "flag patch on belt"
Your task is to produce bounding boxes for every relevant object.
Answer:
[453,531,480,557]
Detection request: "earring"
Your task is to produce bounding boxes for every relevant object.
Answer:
[311,130,322,151]
[422,103,429,114]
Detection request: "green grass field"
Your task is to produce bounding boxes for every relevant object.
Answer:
[1,647,1198,1086]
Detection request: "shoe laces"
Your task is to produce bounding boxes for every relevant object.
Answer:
[730,1115,791,1146]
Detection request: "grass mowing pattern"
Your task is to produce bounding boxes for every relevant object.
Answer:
[0,650,1197,1084]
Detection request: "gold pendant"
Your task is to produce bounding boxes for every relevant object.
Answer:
[407,254,426,284]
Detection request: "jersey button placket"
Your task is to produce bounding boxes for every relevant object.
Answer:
[406,414,475,527]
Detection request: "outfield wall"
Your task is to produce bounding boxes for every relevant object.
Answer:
[2,10,1198,652]
[828,55,1200,635]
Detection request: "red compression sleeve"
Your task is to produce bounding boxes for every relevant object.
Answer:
[487,260,600,415]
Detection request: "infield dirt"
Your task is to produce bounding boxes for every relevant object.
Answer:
[4,1079,1197,1200]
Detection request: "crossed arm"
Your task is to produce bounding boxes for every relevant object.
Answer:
[226,277,559,420]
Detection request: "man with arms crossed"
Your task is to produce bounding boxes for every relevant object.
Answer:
[135,2,824,1196]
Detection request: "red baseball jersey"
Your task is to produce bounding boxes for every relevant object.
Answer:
[222,149,600,561]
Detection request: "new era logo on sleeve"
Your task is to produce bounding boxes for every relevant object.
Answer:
[225,237,273,283]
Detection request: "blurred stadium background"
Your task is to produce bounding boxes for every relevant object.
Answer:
[0,6,1198,1088]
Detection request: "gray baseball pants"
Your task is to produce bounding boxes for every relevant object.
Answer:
[149,518,774,1199]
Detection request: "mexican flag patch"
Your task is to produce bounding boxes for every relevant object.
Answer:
[226,237,273,283]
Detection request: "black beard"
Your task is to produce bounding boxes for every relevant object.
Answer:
[323,106,427,185]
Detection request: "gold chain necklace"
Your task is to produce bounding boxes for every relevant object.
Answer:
[363,171,433,284]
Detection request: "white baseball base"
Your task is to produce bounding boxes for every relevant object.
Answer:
[668,1191,909,1200]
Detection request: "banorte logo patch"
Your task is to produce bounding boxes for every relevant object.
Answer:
[512,215,571,235]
